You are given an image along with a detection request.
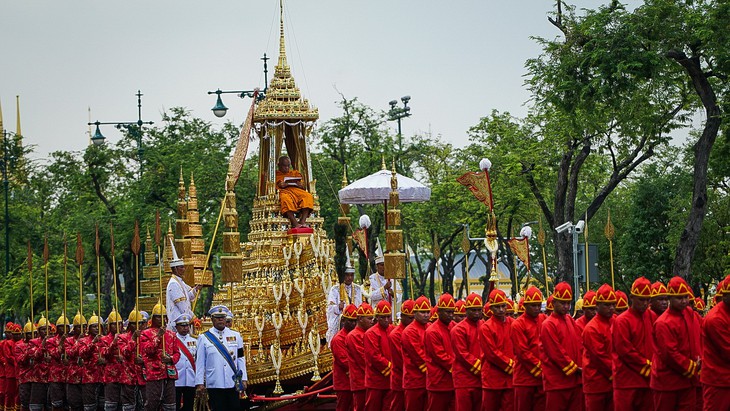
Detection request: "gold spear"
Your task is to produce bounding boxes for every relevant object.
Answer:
[537,217,550,295]
[584,212,590,292]
[155,210,165,356]
[95,224,102,319]
[63,234,68,335]
[433,233,442,295]
[76,233,84,320]
[604,210,616,289]
[461,227,471,296]
[28,241,34,324]
[131,221,141,355]
[110,222,119,316]
[44,236,49,322]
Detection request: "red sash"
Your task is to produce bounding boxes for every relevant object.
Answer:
[176,337,195,371]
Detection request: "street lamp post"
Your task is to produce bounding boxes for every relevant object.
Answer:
[207,53,269,118]
[87,91,153,178]
[1,130,13,276]
[387,96,411,171]
[555,220,585,306]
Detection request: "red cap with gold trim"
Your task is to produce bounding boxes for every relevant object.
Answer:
[631,277,652,298]
[356,303,374,317]
[720,275,730,295]
[437,293,456,310]
[429,306,438,321]
[667,276,692,297]
[401,299,415,317]
[595,284,617,304]
[524,286,543,304]
[651,281,669,298]
[553,282,573,302]
[506,299,516,313]
[693,297,706,311]
[615,291,629,310]
[483,302,492,318]
[464,293,483,309]
[454,300,466,315]
[546,295,554,311]
[342,304,358,320]
[489,289,509,306]
[582,291,597,308]
[517,298,525,314]
[413,296,432,312]
[376,300,392,317]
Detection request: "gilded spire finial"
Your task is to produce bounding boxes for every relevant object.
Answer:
[178,167,186,201]
[341,164,348,189]
[0,97,4,132]
[381,154,386,170]
[278,0,288,70]
[16,95,21,137]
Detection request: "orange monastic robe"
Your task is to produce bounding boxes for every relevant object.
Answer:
[275,169,314,214]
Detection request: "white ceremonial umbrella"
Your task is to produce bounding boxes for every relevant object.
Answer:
[338,169,431,204]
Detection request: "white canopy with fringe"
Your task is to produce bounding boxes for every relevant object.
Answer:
[338,169,431,204]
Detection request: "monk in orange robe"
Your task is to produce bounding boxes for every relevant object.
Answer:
[275,156,314,228]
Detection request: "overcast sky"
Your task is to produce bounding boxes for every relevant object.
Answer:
[2,1,638,162]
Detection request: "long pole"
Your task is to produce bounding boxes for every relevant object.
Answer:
[76,233,84,321]
[95,224,101,318]
[27,241,34,323]
[131,221,141,355]
[63,236,68,335]
[571,228,579,307]
[584,213,590,293]
[155,211,165,356]
[110,223,119,315]
[4,132,10,277]
[44,237,49,321]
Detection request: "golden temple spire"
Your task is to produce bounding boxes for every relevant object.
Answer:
[16,95,21,137]
[278,0,288,71]
[341,164,348,189]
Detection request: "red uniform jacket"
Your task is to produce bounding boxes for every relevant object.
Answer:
[481,316,515,389]
[29,337,50,382]
[14,339,34,384]
[612,307,653,389]
[582,314,613,394]
[345,325,367,391]
[650,307,701,391]
[100,333,127,384]
[3,339,17,379]
[364,322,392,390]
[77,335,104,384]
[511,313,545,387]
[451,317,482,389]
[575,315,590,332]
[701,301,730,387]
[388,323,406,391]
[540,313,582,391]
[140,327,180,382]
[45,335,66,383]
[64,336,83,384]
[424,319,454,392]
[402,321,428,390]
[0,340,6,379]
[117,332,139,386]
[331,328,350,391]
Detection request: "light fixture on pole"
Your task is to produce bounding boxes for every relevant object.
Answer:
[386,95,412,171]
[208,53,269,118]
[555,220,585,306]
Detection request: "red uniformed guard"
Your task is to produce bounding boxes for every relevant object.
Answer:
[0,324,7,411]
[16,321,36,411]
[428,306,438,325]
[453,300,466,324]
[389,299,415,411]
[332,304,357,411]
[540,282,583,411]
[424,293,456,410]
[4,323,21,411]
[451,293,483,411]
[401,297,431,411]
[483,303,492,320]
[512,286,546,411]
[29,316,51,411]
[481,289,515,411]
[140,303,180,411]
[78,313,105,411]
[575,290,596,332]
[101,310,134,411]
[700,275,730,410]
[47,314,71,411]
[649,281,669,322]
[614,291,629,315]
[582,284,616,411]
[651,276,702,409]
[118,309,142,411]
[612,277,654,411]
[65,312,86,411]
[346,303,374,411]
[364,300,394,411]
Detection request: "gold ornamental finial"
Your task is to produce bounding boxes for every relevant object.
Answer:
[341,164,348,189]
[0,97,4,132]
[381,154,386,170]
[178,167,186,200]
[278,0,288,70]
[16,95,21,137]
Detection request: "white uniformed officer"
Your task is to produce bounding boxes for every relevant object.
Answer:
[194,306,247,410]
[173,314,196,411]
[165,240,202,331]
